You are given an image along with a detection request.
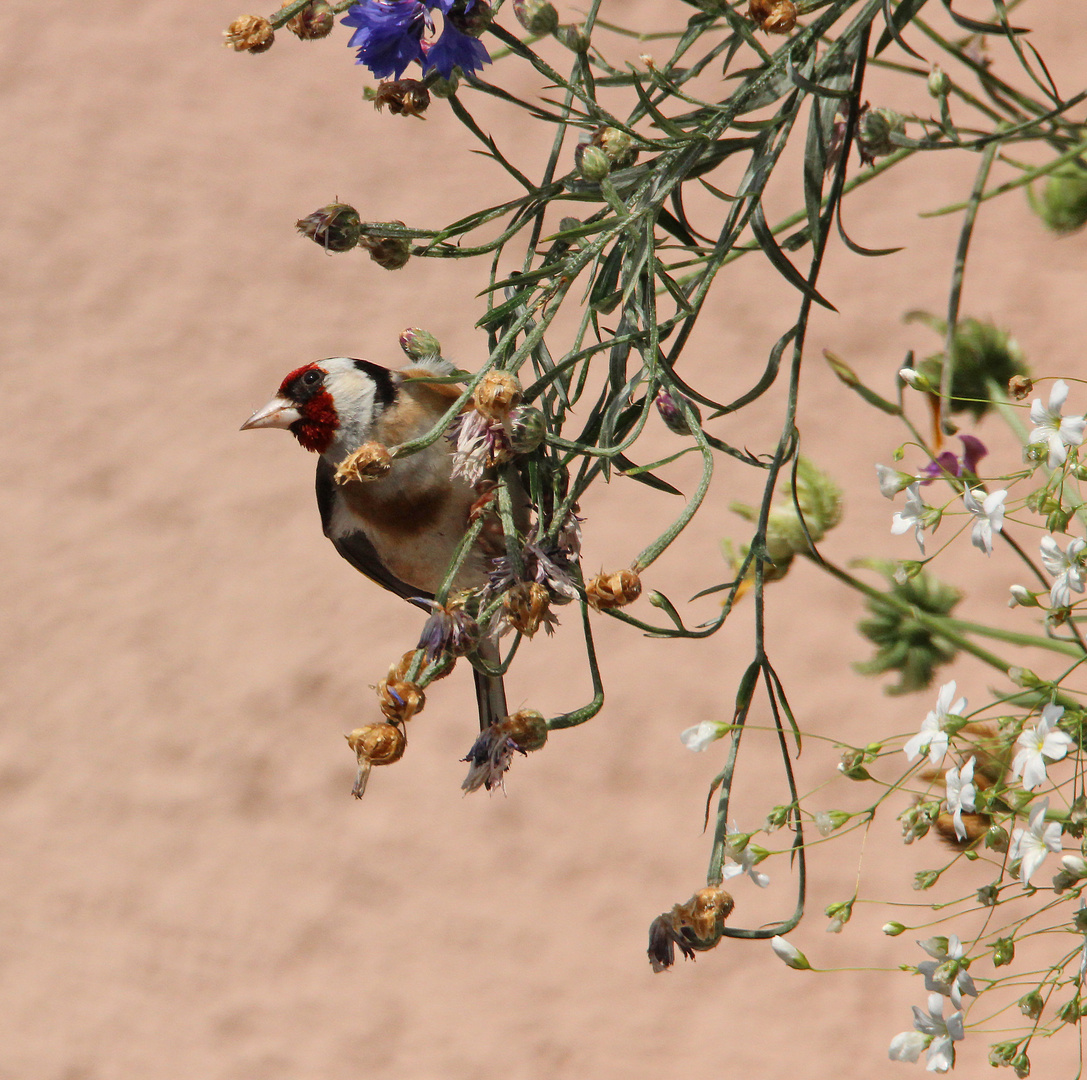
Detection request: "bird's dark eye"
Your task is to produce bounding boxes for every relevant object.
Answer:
[302,369,322,387]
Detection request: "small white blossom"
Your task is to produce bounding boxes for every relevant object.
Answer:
[962,486,1006,555]
[1029,379,1086,468]
[770,935,810,969]
[721,822,769,888]
[904,681,967,765]
[888,1030,928,1064]
[680,720,725,752]
[910,993,965,1072]
[892,482,931,555]
[1012,705,1074,791]
[917,934,977,1010]
[877,463,914,499]
[1040,534,1086,608]
[944,758,976,843]
[1009,796,1062,885]
[899,367,928,391]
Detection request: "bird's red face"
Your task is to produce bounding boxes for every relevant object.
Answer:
[241,361,340,454]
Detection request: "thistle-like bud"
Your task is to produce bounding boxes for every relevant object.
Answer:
[372,79,430,118]
[282,1,335,39]
[585,568,642,610]
[1030,162,1087,235]
[575,143,611,182]
[911,314,1029,420]
[359,225,412,270]
[595,127,638,170]
[553,23,590,53]
[856,104,906,165]
[296,202,362,252]
[503,581,552,637]
[473,370,522,420]
[509,407,546,454]
[346,723,406,766]
[428,72,460,98]
[445,0,493,37]
[224,14,275,52]
[748,0,797,33]
[512,0,559,35]
[399,326,443,360]
[376,677,425,723]
[334,441,394,484]
[655,390,701,435]
[927,66,951,97]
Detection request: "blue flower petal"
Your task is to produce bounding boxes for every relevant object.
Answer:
[422,22,490,78]
[342,1,429,80]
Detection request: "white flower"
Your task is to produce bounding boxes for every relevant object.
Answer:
[1040,534,1086,608]
[770,935,810,969]
[1009,796,1062,885]
[888,1030,928,1064]
[899,367,928,391]
[916,934,978,1010]
[945,758,976,843]
[904,681,967,765]
[892,482,930,555]
[909,993,965,1073]
[877,464,914,499]
[1008,584,1035,608]
[1012,705,1074,791]
[680,720,725,752]
[962,486,1006,555]
[721,822,769,888]
[1029,379,1086,468]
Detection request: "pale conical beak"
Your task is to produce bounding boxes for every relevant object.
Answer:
[240,396,303,432]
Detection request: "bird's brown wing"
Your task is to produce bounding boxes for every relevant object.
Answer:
[315,458,433,602]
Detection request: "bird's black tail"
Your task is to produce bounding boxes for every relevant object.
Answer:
[472,637,509,730]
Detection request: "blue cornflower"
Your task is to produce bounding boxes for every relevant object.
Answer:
[342,1,491,81]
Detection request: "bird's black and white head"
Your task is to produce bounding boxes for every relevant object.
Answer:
[241,357,398,459]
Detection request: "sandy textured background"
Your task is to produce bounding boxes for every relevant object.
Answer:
[4,2,1086,1077]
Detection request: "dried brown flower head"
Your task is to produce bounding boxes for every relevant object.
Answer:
[748,0,797,33]
[473,370,523,421]
[282,0,334,39]
[585,568,642,610]
[358,226,412,270]
[503,581,552,637]
[373,80,431,118]
[223,14,274,52]
[376,677,425,723]
[1008,374,1034,400]
[334,441,394,484]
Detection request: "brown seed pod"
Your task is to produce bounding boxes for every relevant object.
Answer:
[679,886,736,942]
[223,14,274,52]
[282,0,334,39]
[358,225,412,270]
[376,678,425,723]
[748,0,797,33]
[473,371,523,421]
[1008,374,1034,400]
[503,581,551,637]
[585,568,642,611]
[334,441,393,484]
[346,723,406,766]
[389,648,455,685]
[499,709,549,752]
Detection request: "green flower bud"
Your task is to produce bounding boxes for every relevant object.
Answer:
[428,72,460,98]
[399,327,442,360]
[1018,991,1044,1020]
[927,66,951,97]
[988,1042,1019,1068]
[1057,996,1082,1024]
[992,936,1015,966]
[977,883,998,906]
[1012,1052,1031,1078]
[655,390,702,436]
[512,0,559,35]
[913,869,940,890]
[575,143,611,181]
[857,105,906,164]
[1029,161,1087,235]
[597,127,638,169]
[882,921,906,936]
[985,826,1009,853]
[509,407,546,454]
[824,899,853,932]
[296,202,362,252]
[553,22,590,53]
[910,314,1029,421]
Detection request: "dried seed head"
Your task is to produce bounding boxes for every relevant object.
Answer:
[585,568,642,611]
[1008,374,1034,400]
[224,14,275,52]
[373,79,431,118]
[473,370,522,420]
[282,0,334,39]
[296,203,362,252]
[503,581,552,637]
[334,441,394,484]
[346,723,406,766]
[376,678,425,723]
[512,0,559,35]
[358,226,412,270]
[748,0,796,33]
[500,709,548,752]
